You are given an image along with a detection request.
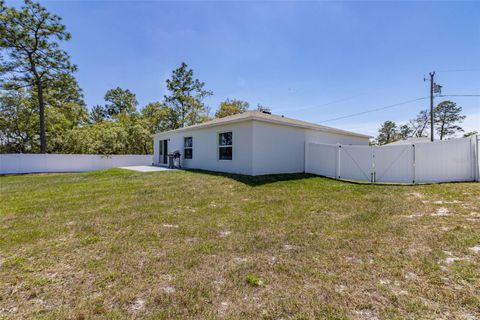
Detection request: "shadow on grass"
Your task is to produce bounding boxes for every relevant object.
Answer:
[184,169,475,187]
[186,169,318,187]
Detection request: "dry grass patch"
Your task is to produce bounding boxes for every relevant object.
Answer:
[0,169,479,319]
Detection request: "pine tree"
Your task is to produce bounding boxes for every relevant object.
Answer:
[0,0,77,153]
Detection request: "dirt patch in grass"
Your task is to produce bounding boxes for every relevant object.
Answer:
[0,169,479,319]
[432,207,450,216]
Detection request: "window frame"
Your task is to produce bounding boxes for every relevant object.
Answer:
[218,131,233,161]
[183,136,193,160]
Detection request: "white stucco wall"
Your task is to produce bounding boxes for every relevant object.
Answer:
[251,121,306,175]
[250,121,369,175]
[153,119,369,176]
[153,121,253,175]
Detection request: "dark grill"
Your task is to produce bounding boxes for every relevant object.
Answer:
[168,150,181,169]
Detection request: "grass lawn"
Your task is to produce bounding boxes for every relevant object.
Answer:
[0,169,479,319]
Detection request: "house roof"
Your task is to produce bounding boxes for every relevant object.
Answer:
[387,137,430,145]
[153,111,372,139]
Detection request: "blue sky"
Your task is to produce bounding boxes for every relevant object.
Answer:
[14,1,480,136]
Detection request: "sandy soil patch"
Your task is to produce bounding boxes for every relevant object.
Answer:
[219,230,231,237]
[441,251,470,266]
[469,245,480,254]
[283,244,297,251]
[130,298,145,312]
[402,213,424,219]
[162,286,175,294]
[432,207,450,216]
[409,192,424,198]
[433,200,461,204]
[162,224,179,228]
[354,308,379,320]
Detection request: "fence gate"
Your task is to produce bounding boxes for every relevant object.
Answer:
[305,136,478,184]
[339,145,374,182]
[373,144,414,183]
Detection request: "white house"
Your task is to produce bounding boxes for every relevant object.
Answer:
[153,111,370,175]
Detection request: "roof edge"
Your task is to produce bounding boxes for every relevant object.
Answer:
[252,117,372,139]
[153,111,372,139]
[152,115,255,137]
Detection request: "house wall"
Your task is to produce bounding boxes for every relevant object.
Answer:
[153,121,253,175]
[251,121,306,175]
[251,121,369,175]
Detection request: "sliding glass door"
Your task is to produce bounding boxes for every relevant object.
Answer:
[159,140,168,164]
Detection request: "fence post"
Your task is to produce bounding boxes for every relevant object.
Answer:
[412,144,416,184]
[470,136,474,181]
[477,135,480,182]
[336,144,341,179]
[371,147,375,183]
[304,141,308,173]
[475,135,479,182]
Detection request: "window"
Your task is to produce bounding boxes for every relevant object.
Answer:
[218,132,232,160]
[184,137,193,159]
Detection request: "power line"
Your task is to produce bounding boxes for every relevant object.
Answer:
[438,94,480,97]
[436,68,480,73]
[302,94,364,110]
[318,94,480,124]
[276,93,365,112]
[318,97,428,123]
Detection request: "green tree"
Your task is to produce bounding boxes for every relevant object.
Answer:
[215,99,249,118]
[89,105,106,123]
[164,62,212,128]
[409,109,430,138]
[0,88,38,153]
[0,0,77,153]
[37,73,87,152]
[0,74,86,153]
[141,101,175,133]
[63,122,128,155]
[43,73,85,112]
[376,120,398,145]
[434,101,466,140]
[398,124,413,140]
[63,116,152,155]
[463,131,478,138]
[118,113,152,154]
[104,87,138,118]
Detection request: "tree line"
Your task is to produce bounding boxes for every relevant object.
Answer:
[0,0,268,154]
[3,1,474,153]
[375,101,475,145]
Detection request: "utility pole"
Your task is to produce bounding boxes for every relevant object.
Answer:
[425,72,441,141]
[429,72,435,142]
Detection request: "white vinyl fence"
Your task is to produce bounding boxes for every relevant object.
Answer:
[0,154,153,175]
[305,136,479,184]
